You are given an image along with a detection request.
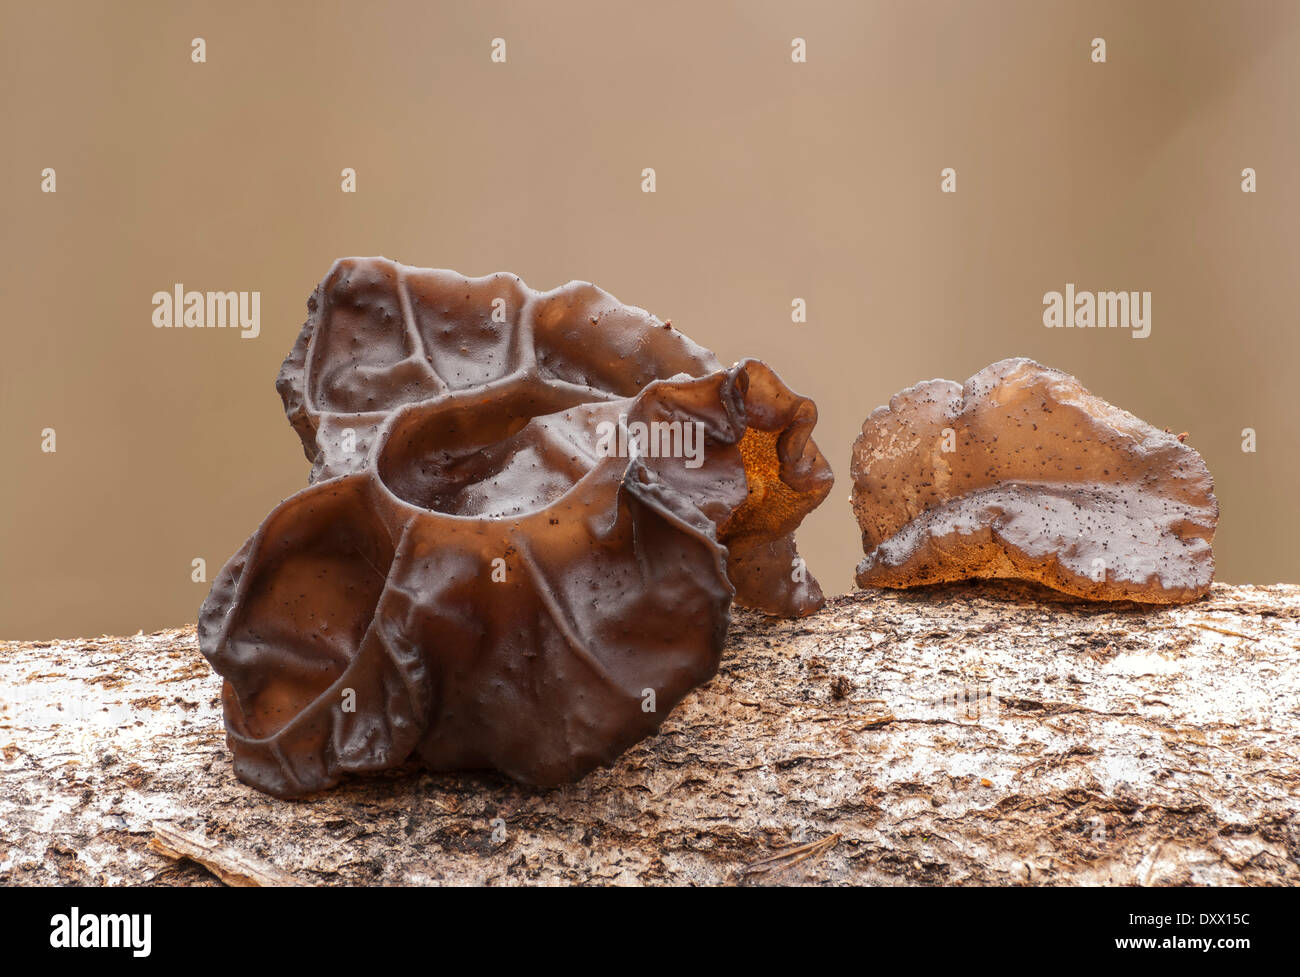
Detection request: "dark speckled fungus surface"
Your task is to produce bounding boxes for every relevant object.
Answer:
[850,357,1218,604]
[198,257,832,798]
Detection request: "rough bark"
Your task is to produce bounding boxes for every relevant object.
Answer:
[1,581,1297,886]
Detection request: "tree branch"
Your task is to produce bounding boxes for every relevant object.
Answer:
[2,582,1297,885]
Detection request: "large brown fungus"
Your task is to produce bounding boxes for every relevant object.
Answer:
[199,257,831,797]
[850,358,1217,604]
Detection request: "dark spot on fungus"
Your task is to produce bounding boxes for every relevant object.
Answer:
[849,358,1217,604]
[199,257,832,798]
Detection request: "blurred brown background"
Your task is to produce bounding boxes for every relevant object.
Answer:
[2,0,1297,639]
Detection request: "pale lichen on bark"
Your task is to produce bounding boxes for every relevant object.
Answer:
[1,582,1297,885]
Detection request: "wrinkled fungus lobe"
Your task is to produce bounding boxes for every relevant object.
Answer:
[850,358,1217,604]
[199,257,832,797]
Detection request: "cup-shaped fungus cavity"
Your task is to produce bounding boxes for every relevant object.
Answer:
[849,358,1217,604]
[199,258,832,798]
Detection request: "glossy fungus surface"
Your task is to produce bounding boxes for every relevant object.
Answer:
[850,358,1217,604]
[199,257,832,797]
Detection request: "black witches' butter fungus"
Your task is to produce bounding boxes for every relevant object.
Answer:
[199,257,832,798]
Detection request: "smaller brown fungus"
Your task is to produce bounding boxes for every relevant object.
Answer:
[849,358,1218,604]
